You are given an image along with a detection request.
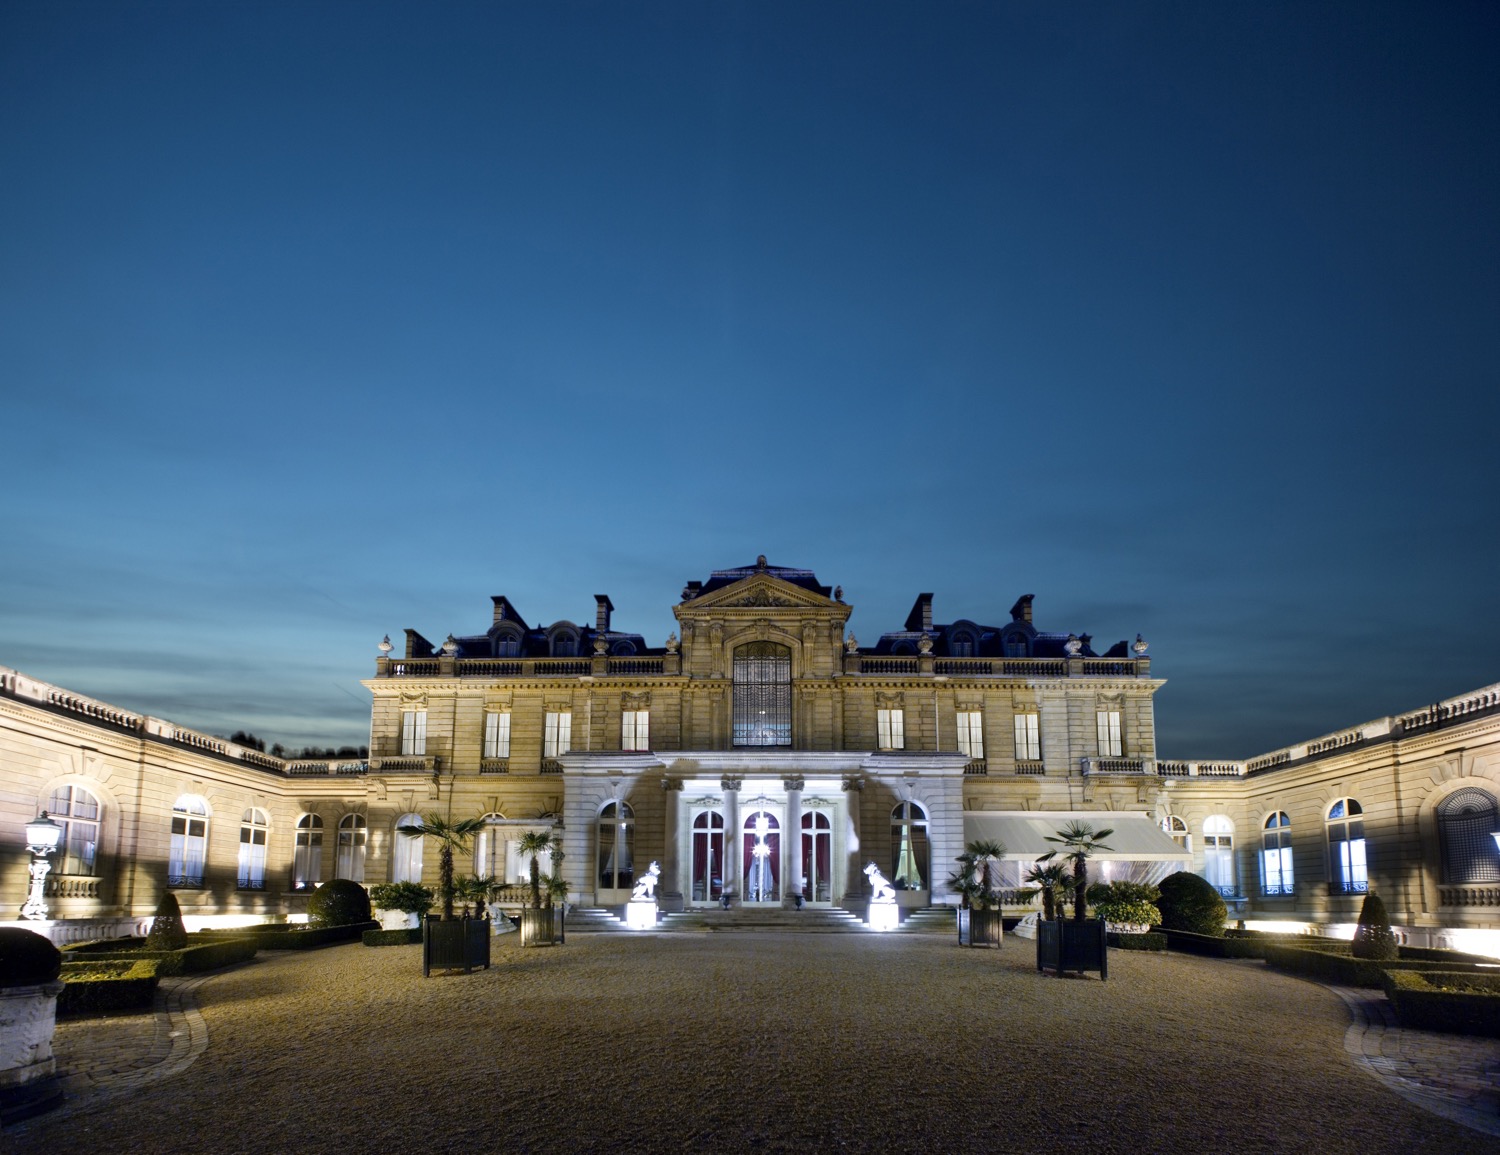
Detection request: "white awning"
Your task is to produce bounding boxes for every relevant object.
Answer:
[962,811,1191,863]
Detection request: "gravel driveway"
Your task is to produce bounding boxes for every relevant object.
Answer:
[19,933,1500,1154]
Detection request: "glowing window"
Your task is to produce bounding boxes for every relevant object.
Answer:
[598,801,635,891]
[1326,799,1367,894]
[336,813,367,882]
[1261,812,1293,896]
[238,808,269,889]
[47,784,100,876]
[169,795,210,887]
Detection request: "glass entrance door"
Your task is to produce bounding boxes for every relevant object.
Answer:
[742,809,780,904]
[691,810,725,904]
[801,811,832,904]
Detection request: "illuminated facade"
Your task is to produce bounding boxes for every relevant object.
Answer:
[2,558,1498,952]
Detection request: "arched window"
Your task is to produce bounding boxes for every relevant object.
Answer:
[891,640,917,656]
[1003,633,1028,658]
[294,814,323,890]
[336,814,368,882]
[691,811,725,903]
[494,634,521,657]
[891,802,929,891]
[552,630,578,657]
[801,810,833,903]
[1261,812,1293,896]
[1161,815,1190,853]
[742,809,780,902]
[949,629,976,658]
[1438,788,1500,884]
[732,641,791,747]
[238,809,270,889]
[47,784,100,876]
[392,813,424,884]
[611,640,636,656]
[1327,799,1367,894]
[169,796,210,887]
[598,802,635,891]
[1204,816,1234,896]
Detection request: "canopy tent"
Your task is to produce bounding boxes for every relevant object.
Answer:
[961,811,1192,888]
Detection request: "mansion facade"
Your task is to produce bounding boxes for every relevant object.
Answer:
[3,558,1499,954]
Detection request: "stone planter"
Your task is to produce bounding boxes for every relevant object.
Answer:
[377,909,420,931]
[957,908,1004,947]
[1037,918,1108,980]
[0,981,65,1123]
[422,917,491,976]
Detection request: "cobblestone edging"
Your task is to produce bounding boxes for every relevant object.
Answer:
[1332,984,1500,1138]
[9,974,212,1132]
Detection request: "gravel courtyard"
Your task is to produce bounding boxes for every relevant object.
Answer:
[20,933,1500,1154]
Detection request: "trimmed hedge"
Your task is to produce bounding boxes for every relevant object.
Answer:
[363,928,423,947]
[1160,928,1267,958]
[58,959,160,1015]
[1156,872,1227,936]
[307,879,373,927]
[62,936,258,975]
[1382,970,1500,1037]
[216,921,378,950]
[1107,931,1167,951]
[0,925,63,985]
[1261,943,1492,989]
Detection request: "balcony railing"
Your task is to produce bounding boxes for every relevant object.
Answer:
[540,759,564,774]
[480,758,510,774]
[1080,757,1147,775]
[1014,759,1046,776]
[368,756,434,774]
[287,759,372,777]
[46,874,101,900]
[1155,760,1246,778]
[963,758,987,776]
[1439,885,1500,907]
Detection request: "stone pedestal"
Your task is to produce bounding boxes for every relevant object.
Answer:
[625,899,658,930]
[0,981,64,1123]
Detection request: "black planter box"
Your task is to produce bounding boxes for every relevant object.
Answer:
[423,916,491,976]
[1037,918,1107,979]
[519,908,557,948]
[957,908,1004,947]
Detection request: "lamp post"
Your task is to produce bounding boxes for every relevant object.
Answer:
[21,812,63,920]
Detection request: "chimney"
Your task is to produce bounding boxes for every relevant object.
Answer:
[404,628,434,658]
[904,593,933,633]
[490,597,529,630]
[595,595,613,634]
[1009,594,1034,624]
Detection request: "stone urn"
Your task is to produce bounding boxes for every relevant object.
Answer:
[0,927,65,1123]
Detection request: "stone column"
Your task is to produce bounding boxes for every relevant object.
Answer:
[660,777,684,912]
[722,778,741,904]
[843,776,864,906]
[783,777,804,907]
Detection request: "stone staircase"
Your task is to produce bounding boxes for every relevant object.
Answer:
[565,904,960,935]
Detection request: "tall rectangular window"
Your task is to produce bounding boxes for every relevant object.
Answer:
[876,708,905,750]
[1096,710,1122,757]
[401,709,427,756]
[544,711,572,758]
[956,711,984,759]
[621,709,650,751]
[1013,713,1040,761]
[484,711,511,759]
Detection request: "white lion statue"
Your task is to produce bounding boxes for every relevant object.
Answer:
[864,861,897,904]
[631,860,661,902]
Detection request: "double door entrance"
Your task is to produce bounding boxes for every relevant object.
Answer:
[689,801,836,907]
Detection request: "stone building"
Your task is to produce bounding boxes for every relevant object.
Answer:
[2,558,1498,954]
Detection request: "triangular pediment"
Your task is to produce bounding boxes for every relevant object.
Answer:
[675,572,847,617]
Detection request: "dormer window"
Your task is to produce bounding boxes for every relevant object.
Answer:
[949,630,975,658]
[1003,633,1028,658]
[552,631,578,657]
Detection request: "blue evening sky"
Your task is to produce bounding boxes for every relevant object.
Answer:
[2,3,1496,757]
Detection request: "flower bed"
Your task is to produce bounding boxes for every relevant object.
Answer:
[57,959,160,1016]
[62,936,258,976]
[1261,943,1492,989]
[1382,970,1500,1037]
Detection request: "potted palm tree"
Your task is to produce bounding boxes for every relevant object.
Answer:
[517,829,556,947]
[1036,821,1113,979]
[1024,860,1073,923]
[950,839,1005,947]
[397,813,490,975]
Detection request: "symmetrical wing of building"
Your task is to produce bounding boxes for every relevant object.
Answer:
[3,558,1498,952]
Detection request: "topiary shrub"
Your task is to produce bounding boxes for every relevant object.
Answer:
[1351,892,1399,960]
[146,891,189,950]
[0,926,63,986]
[307,879,373,927]
[1156,871,1227,937]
